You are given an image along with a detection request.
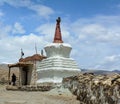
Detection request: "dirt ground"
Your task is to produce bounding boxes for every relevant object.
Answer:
[0,85,80,104]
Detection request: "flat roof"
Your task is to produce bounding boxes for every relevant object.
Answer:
[8,62,33,68]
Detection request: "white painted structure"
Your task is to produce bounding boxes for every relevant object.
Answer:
[37,17,81,83]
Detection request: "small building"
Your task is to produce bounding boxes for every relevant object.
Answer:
[8,54,46,86]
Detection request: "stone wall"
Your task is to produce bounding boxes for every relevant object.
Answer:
[62,73,120,104]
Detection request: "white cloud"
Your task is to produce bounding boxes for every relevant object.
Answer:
[0,21,76,64]
[0,23,11,38]
[105,55,118,62]
[0,22,25,38]
[34,15,120,70]
[30,4,54,18]
[71,15,120,45]
[0,11,4,17]
[36,23,55,35]
[1,14,120,70]
[0,0,54,18]
[35,23,55,42]
[0,33,48,63]
[0,0,31,7]
[12,22,25,34]
[65,15,120,70]
[94,55,120,70]
[35,23,71,43]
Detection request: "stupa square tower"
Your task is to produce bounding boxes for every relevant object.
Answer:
[37,17,80,83]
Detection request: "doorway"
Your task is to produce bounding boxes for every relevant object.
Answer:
[22,66,29,85]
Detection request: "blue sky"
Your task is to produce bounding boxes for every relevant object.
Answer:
[0,0,120,70]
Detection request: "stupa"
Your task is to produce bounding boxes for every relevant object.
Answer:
[37,17,80,83]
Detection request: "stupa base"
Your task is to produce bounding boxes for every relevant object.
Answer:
[36,69,80,83]
[37,57,80,83]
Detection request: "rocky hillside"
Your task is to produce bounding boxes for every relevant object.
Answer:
[81,68,120,74]
[63,73,120,104]
[0,64,19,84]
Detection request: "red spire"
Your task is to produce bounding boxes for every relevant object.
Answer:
[53,17,63,43]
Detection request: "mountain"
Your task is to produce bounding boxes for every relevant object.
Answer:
[0,64,19,84]
[112,70,120,73]
[81,68,120,75]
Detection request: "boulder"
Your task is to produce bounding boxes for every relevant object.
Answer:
[63,73,120,104]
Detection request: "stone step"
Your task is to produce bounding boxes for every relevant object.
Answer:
[38,64,78,68]
[37,68,79,71]
[39,63,77,67]
[37,57,80,72]
[38,63,78,67]
[43,58,73,61]
[42,58,76,62]
[39,64,76,67]
[39,62,77,66]
[39,59,78,66]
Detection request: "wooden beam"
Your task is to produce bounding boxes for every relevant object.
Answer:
[8,67,11,85]
[8,62,33,68]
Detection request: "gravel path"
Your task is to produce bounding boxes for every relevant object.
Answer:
[0,85,80,104]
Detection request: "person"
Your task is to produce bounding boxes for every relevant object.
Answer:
[11,73,16,86]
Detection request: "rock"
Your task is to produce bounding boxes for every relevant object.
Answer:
[63,73,120,104]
